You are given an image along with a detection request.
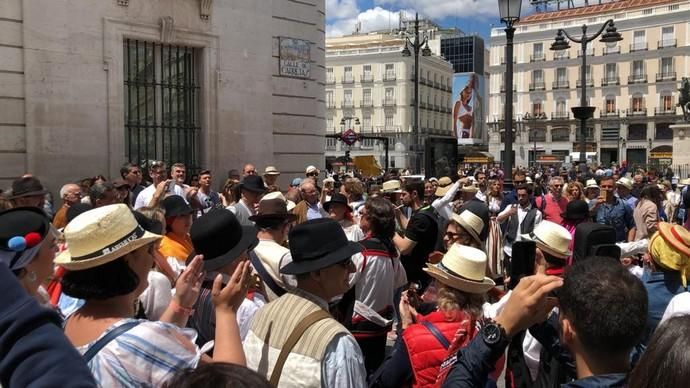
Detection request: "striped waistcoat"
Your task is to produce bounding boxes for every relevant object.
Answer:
[243,290,349,388]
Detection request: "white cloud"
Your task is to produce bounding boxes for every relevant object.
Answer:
[373,0,534,20]
[327,7,413,37]
[326,0,359,20]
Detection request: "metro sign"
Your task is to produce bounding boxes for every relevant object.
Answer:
[341,129,359,146]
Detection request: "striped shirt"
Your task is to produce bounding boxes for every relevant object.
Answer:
[76,319,201,387]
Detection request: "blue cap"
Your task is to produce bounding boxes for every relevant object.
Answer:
[291,177,302,187]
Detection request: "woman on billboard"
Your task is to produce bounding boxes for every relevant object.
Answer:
[452,74,480,140]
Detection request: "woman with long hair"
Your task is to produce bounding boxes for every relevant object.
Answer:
[633,184,661,241]
[485,179,504,278]
[565,181,586,202]
[220,179,239,207]
[371,244,501,387]
[485,179,503,216]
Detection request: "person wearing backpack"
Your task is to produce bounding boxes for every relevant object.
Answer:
[370,244,502,388]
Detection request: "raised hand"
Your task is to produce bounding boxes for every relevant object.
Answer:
[212,260,251,314]
[173,254,205,309]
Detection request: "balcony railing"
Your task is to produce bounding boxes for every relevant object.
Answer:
[630,42,648,52]
[628,74,648,84]
[529,81,546,91]
[551,111,570,120]
[420,102,429,110]
[326,101,336,109]
[383,73,396,81]
[500,57,517,64]
[626,108,647,116]
[600,109,620,118]
[552,80,570,89]
[382,98,396,107]
[576,78,595,88]
[554,52,570,60]
[325,77,335,85]
[577,49,594,57]
[500,84,517,92]
[655,107,676,116]
[341,76,354,84]
[360,74,374,83]
[658,39,677,49]
[341,101,354,109]
[359,100,374,108]
[603,46,620,55]
[530,54,545,62]
[434,81,441,89]
[601,76,620,86]
[656,72,677,82]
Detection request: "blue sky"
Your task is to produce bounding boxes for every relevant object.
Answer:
[326,1,594,40]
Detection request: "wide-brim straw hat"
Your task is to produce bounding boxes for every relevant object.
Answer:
[451,208,484,245]
[650,223,690,287]
[461,183,479,193]
[616,177,633,190]
[382,179,403,193]
[434,177,453,197]
[585,179,599,189]
[679,178,690,187]
[424,244,495,294]
[55,204,161,270]
[521,220,571,259]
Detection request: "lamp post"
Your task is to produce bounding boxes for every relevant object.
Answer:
[498,0,521,189]
[340,116,360,172]
[648,138,653,166]
[618,136,626,165]
[551,20,622,173]
[402,13,431,174]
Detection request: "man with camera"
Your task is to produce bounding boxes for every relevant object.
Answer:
[592,176,635,242]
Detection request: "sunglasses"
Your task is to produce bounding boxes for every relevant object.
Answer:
[307,172,318,177]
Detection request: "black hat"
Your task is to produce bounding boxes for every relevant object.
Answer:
[561,200,589,221]
[458,200,490,241]
[323,193,352,213]
[161,195,193,218]
[66,203,93,224]
[189,208,258,271]
[240,175,266,194]
[8,177,49,199]
[0,207,50,270]
[281,219,362,275]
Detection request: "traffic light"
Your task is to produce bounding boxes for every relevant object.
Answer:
[345,150,351,160]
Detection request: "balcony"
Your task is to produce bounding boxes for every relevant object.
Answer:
[529,81,546,91]
[658,39,677,49]
[551,111,570,120]
[341,76,354,84]
[500,57,517,65]
[629,42,648,52]
[359,100,374,108]
[360,74,374,83]
[433,104,441,112]
[530,54,545,62]
[434,81,441,89]
[554,52,570,60]
[626,108,647,116]
[600,109,620,118]
[383,73,396,81]
[420,102,429,110]
[500,84,517,92]
[656,72,677,82]
[577,48,594,57]
[576,78,595,88]
[420,77,429,86]
[325,77,335,85]
[603,46,620,55]
[382,98,397,107]
[601,76,620,86]
[628,74,648,84]
[326,101,336,109]
[552,80,570,90]
[340,101,355,109]
[655,107,677,116]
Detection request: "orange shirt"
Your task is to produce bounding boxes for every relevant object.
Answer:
[158,233,194,266]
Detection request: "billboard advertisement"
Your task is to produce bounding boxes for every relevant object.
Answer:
[452,73,486,145]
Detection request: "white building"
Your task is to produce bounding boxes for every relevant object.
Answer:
[325,31,454,172]
[0,0,325,190]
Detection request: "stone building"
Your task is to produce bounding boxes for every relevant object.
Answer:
[0,0,325,191]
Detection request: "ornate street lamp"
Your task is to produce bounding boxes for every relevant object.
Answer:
[402,13,431,174]
[498,0,521,188]
[551,19,622,170]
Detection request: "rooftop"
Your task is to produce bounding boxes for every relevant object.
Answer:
[521,0,677,24]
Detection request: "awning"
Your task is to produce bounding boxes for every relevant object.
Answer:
[569,152,597,159]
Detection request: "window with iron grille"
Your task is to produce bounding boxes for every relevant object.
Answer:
[124,40,201,173]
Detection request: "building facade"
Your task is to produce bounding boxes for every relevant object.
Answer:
[488,0,689,169]
[0,0,325,191]
[325,32,454,171]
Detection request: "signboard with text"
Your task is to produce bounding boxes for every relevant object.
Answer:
[279,37,311,78]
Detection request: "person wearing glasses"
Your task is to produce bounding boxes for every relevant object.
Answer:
[535,176,569,224]
[496,184,542,274]
[499,170,528,212]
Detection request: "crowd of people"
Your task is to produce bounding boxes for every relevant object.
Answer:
[1,159,689,388]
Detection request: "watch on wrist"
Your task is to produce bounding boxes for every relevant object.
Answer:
[481,320,510,349]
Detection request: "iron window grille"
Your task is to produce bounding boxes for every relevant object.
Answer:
[124,39,201,173]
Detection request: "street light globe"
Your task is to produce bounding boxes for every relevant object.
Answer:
[605,40,617,49]
[498,0,522,24]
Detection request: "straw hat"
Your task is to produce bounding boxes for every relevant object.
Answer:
[382,179,403,193]
[650,223,690,287]
[525,176,533,185]
[261,191,296,212]
[585,179,599,189]
[460,183,479,193]
[434,176,454,197]
[679,178,690,187]
[54,204,161,270]
[263,166,280,176]
[616,177,633,190]
[424,244,495,294]
[521,220,572,259]
[451,206,486,245]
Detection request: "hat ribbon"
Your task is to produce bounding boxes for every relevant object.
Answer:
[668,226,690,252]
[71,225,145,261]
[437,261,484,284]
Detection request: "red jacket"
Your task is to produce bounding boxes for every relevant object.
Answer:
[403,311,469,387]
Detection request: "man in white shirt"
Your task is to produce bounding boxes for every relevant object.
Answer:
[497,185,542,261]
[134,162,198,210]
